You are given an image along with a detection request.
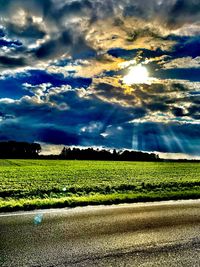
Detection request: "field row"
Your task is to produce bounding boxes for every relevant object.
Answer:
[0,160,200,211]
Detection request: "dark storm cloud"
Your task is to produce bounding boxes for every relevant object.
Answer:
[33,30,96,60]
[93,79,200,123]
[187,105,200,120]
[166,0,200,28]
[0,121,35,142]
[0,0,197,28]
[0,56,26,68]
[0,87,147,147]
[0,85,134,126]
[34,31,73,59]
[0,0,96,67]
[7,19,46,40]
[133,82,200,121]
[48,89,144,126]
[0,0,200,71]
[0,94,199,155]
[56,0,93,19]
[0,28,5,38]
[0,77,199,155]
[0,0,199,67]
[123,0,200,28]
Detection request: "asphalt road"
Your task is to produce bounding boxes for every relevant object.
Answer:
[1,200,200,267]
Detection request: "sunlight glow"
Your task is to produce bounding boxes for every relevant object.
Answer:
[123,64,149,85]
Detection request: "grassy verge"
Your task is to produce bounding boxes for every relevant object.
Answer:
[1,189,200,212]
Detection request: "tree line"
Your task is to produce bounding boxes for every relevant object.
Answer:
[0,141,160,161]
[60,147,160,161]
[0,141,41,159]
[0,141,198,162]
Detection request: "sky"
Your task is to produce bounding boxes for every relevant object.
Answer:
[0,0,199,158]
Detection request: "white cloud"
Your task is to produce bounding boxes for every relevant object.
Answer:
[39,142,64,155]
[162,57,200,69]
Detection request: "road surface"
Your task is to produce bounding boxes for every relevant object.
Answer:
[1,200,200,267]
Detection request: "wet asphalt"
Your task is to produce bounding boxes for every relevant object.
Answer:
[1,200,200,267]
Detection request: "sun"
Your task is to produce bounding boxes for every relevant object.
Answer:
[123,64,149,85]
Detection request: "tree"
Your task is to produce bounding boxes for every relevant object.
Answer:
[0,141,41,159]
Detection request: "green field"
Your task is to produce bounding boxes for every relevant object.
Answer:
[0,159,200,212]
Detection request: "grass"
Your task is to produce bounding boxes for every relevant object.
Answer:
[0,159,200,212]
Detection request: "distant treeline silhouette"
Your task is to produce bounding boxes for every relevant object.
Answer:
[0,141,198,161]
[0,141,41,159]
[0,141,159,160]
[60,147,160,161]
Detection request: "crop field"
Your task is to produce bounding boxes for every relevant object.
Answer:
[0,159,200,212]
